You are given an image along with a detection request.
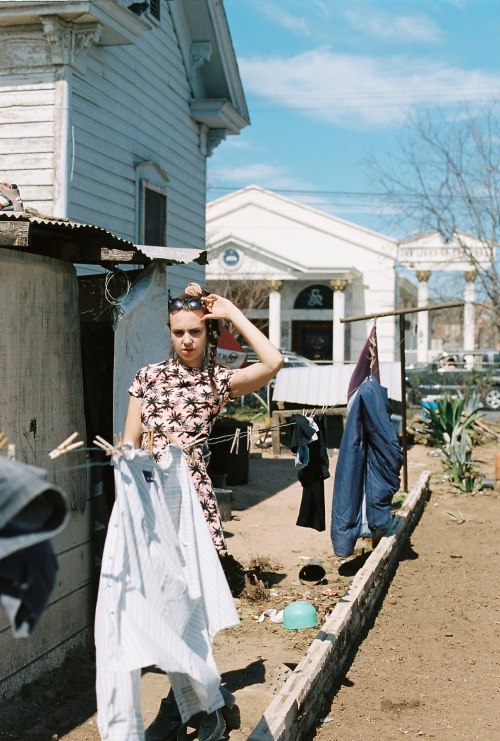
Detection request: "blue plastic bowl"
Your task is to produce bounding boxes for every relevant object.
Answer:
[282,600,318,630]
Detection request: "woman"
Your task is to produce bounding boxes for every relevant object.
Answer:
[123,283,283,741]
[124,282,283,551]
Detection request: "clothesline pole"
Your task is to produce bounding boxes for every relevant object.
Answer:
[399,312,408,492]
[341,301,464,494]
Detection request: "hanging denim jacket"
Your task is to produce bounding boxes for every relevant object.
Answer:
[331,377,403,557]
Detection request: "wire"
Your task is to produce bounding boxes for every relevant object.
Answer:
[104,268,131,306]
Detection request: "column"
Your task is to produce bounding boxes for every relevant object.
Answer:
[463,270,476,350]
[266,280,283,349]
[416,271,431,363]
[330,279,348,364]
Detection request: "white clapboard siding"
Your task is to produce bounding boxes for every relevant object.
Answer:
[167,263,206,300]
[69,13,205,242]
[0,80,55,212]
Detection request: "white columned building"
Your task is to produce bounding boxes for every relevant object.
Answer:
[463,270,477,350]
[416,270,431,363]
[331,279,348,364]
[267,279,283,348]
[206,186,416,363]
[399,232,492,361]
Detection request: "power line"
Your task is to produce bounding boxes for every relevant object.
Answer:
[206,186,494,203]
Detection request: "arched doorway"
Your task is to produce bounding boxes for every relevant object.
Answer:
[292,285,333,361]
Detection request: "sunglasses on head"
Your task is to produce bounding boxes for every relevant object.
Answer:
[168,296,205,313]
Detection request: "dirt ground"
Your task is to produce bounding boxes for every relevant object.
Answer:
[1,435,499,741]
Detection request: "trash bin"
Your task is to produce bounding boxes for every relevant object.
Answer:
[207,417,252,485]
[214,488,233,521]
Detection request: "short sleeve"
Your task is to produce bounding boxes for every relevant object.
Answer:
[214,366,237,407]
[128,366,147,399]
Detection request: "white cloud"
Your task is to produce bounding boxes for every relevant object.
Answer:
[208,162,315,192]
[256,4,313,37]
[240,49,500,128]
[343,8,443,44]
[248,0,334,40]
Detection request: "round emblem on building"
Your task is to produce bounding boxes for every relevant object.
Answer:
[222,247,241,269]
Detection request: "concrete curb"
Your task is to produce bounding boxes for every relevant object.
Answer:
[248,471,432,740]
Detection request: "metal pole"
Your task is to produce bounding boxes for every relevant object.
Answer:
[399,313,408,493]
[339,300,464,324]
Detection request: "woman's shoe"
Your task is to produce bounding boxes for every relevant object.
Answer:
[197,708,226,741]
[145,696,185,741]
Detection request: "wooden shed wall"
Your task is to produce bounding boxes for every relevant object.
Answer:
[0,249,92,699]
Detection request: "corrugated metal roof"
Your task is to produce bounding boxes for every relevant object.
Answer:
[272,363,402,405]
[0,211,134,249]
[0,214,208,265]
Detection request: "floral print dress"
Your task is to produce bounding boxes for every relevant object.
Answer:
[129,359,236,551]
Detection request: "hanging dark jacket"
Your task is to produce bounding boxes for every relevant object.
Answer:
[293,414,330,532]
[331,377,403,557]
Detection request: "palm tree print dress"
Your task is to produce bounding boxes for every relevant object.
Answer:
[129,359,236,551]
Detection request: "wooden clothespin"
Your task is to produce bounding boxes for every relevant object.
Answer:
[247,426,252,451]
[230,428,240,454]
[93,435,121,457]
[49,432,84,460]
[0,432,8,451]
[181,432,205,451]
[146,429,154,457]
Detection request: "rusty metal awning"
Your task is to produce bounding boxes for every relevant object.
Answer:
[0,213,207,266]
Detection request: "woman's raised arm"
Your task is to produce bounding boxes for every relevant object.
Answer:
[201,294,284,398]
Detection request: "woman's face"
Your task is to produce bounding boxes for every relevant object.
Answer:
[169,309,208,368]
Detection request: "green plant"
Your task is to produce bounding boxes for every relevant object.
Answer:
[441,426,483,494]
[420,392,484,493]
[421,392,483,448]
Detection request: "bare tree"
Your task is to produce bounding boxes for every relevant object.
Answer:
[205,279,270,337]
[205,279,270,310]
[368,102,500,337]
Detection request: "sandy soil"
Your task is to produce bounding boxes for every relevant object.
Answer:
[0,437,499,741]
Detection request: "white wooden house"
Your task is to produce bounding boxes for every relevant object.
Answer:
[0,0,248,699]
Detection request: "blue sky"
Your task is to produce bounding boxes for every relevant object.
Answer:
[207,0,500,238]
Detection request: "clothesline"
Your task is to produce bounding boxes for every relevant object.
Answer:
[0,407,340,473]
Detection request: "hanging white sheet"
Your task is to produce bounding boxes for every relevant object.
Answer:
[95,446,239,740]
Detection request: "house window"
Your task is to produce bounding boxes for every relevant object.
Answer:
[141,182,167,246]
[149,0,160,20]
[135,160,170,246]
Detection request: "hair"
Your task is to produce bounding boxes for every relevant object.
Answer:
[168,286,221,401]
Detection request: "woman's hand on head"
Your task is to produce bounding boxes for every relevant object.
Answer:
[201,294,238,322]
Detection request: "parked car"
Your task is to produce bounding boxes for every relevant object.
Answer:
[405,349,500,410]
[241,347,317,368]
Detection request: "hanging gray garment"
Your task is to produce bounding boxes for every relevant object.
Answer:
[0,457,69,635]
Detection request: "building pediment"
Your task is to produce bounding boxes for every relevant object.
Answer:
[207,235,358,281]
[399,230,491,271]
